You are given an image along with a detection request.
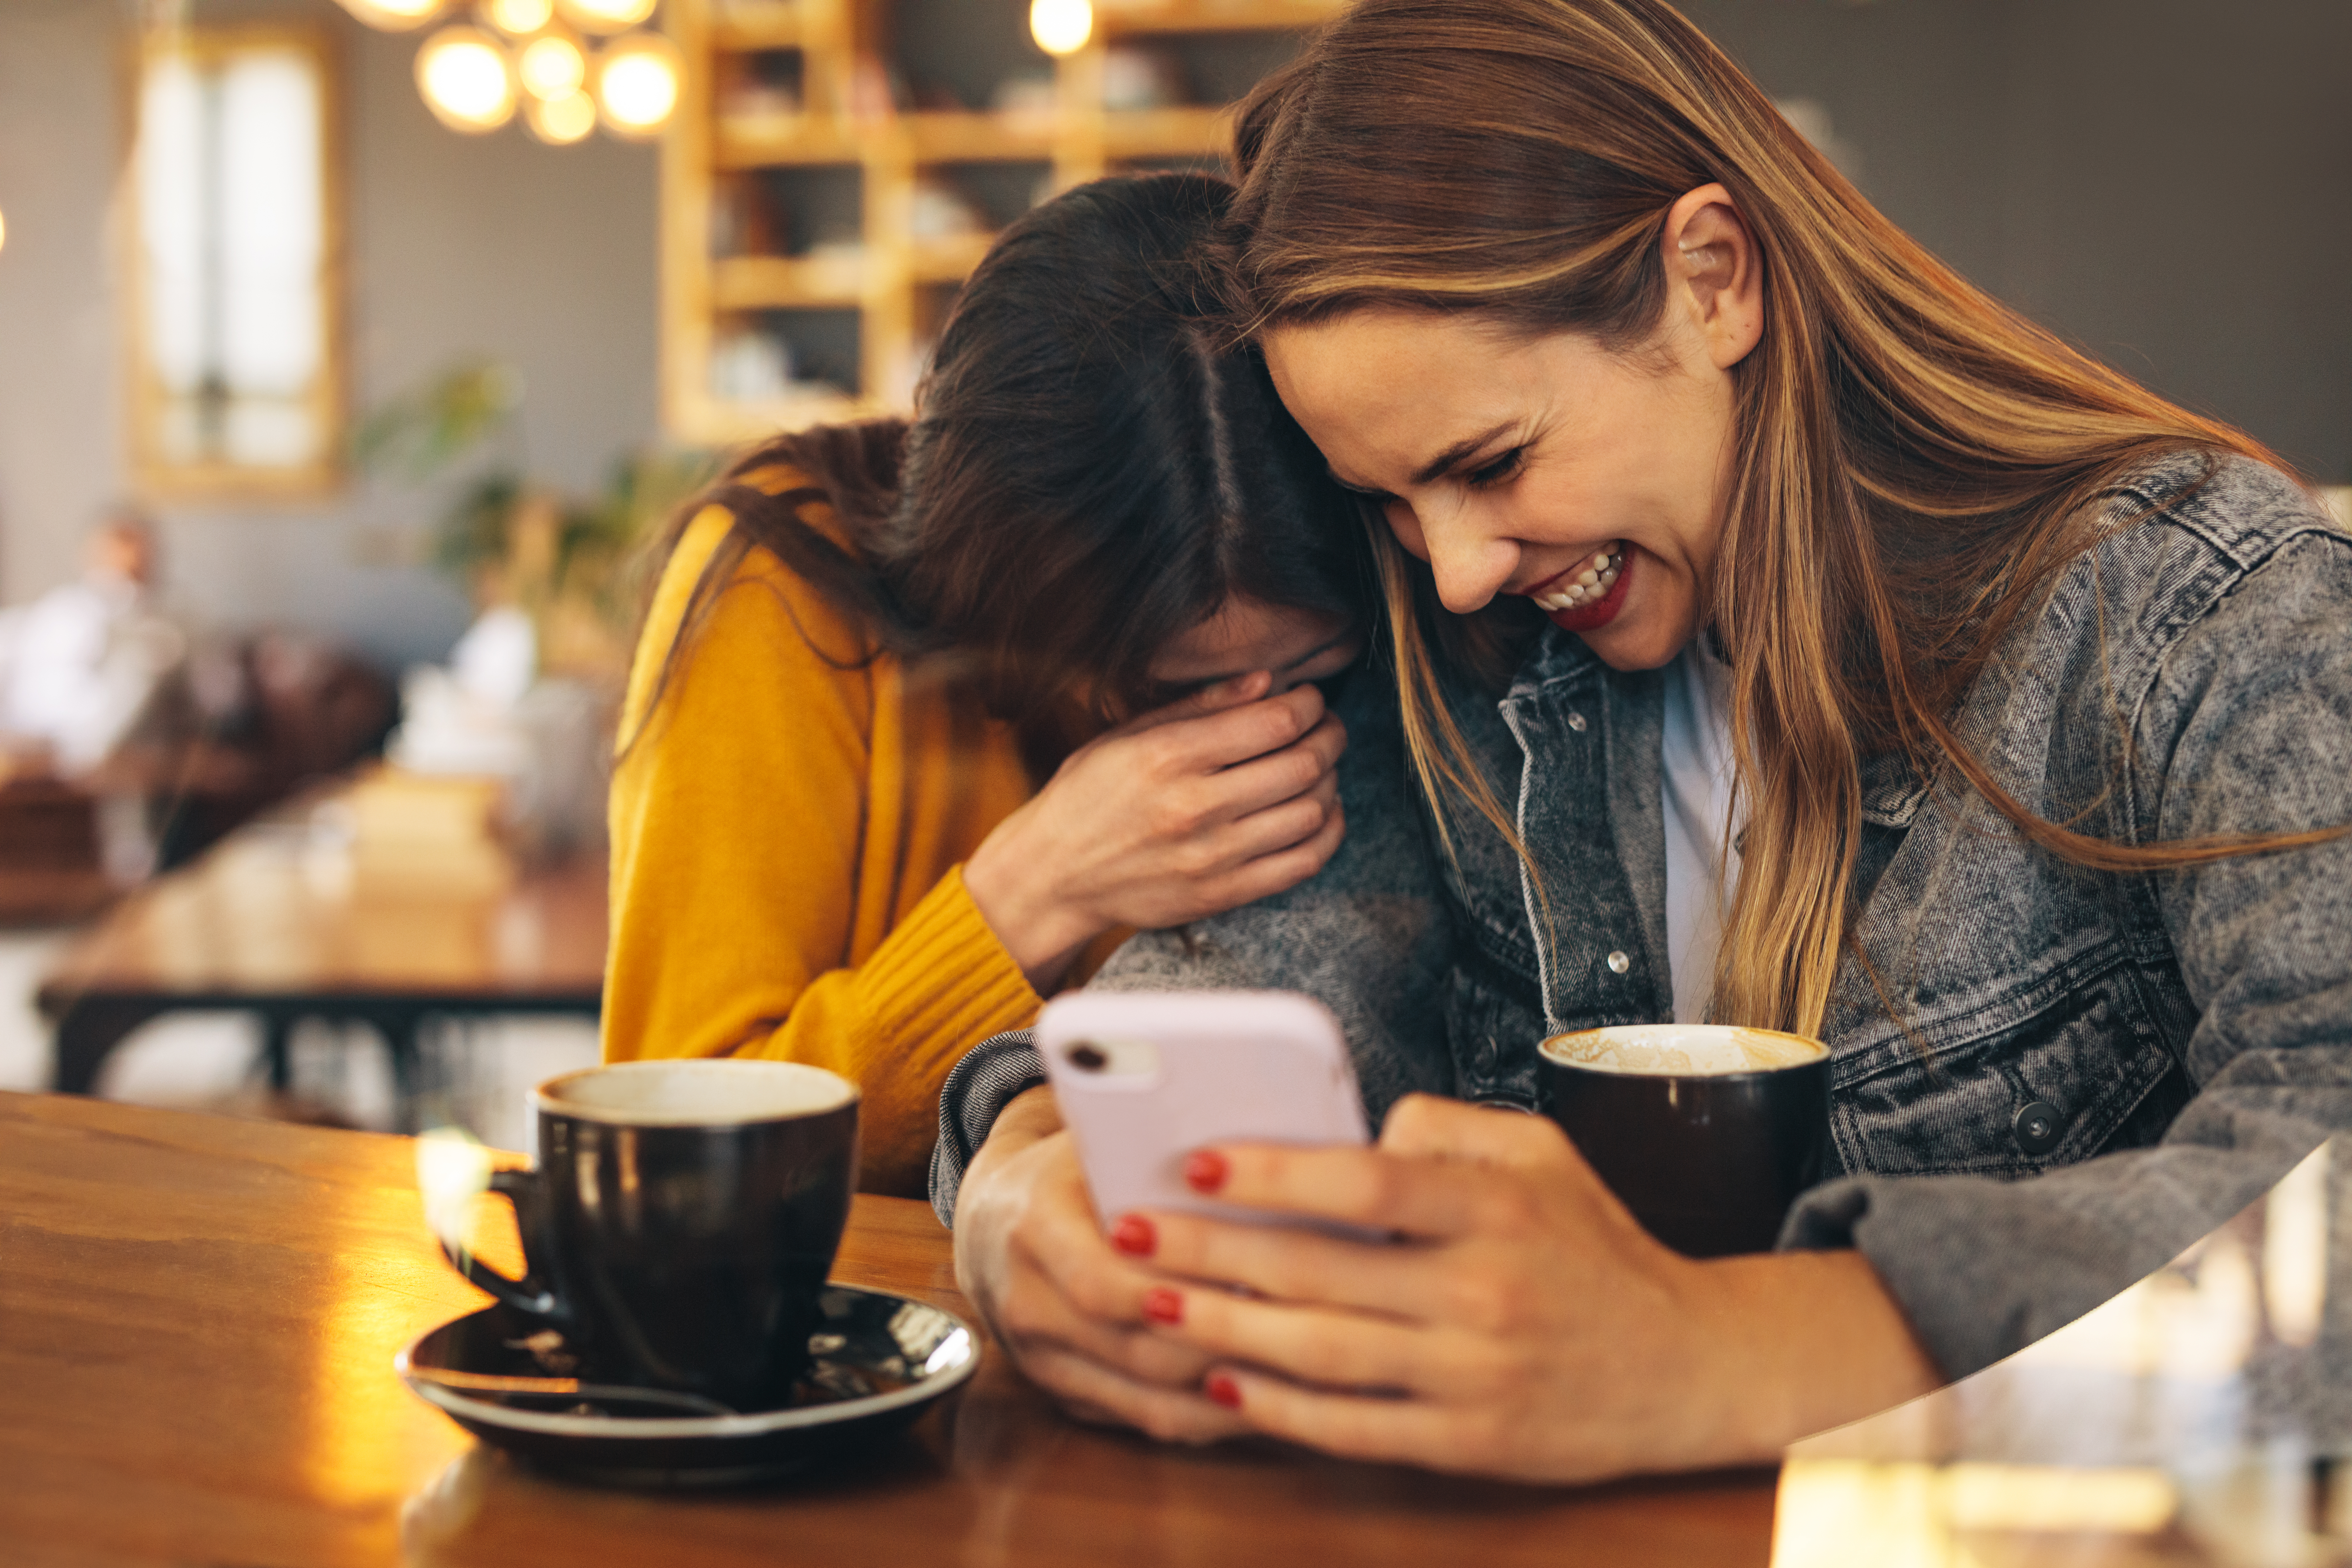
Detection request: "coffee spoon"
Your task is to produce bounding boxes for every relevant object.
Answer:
[398,1362,739,1417]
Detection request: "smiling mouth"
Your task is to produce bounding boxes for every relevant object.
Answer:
[1522,545,1624,613]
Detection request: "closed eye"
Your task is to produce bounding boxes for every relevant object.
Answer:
[1465,447,1526,488]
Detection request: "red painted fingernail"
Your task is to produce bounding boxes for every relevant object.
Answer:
[1205,1373,1242,1410]
[1110,1214,1156,1257]
[1141,1286,1184,1325]
[1183,1150,1229,1194]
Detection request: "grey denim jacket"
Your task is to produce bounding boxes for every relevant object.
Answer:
[933,453,2352,1379]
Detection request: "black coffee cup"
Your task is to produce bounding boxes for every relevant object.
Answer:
[432,1059,860,1410]
[1540,1024,1830,1259]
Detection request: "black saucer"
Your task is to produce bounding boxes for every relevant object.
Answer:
[396,1285,981,1488]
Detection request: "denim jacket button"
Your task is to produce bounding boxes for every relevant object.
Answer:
[1606,950,1631,975]
[1566,711,1588,733]
[2012,1100,2063,1156]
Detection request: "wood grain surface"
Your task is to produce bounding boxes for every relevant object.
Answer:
[0,1091,1777,1567]
[34,843,608,1003]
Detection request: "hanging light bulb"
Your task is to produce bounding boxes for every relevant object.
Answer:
[525,88,597,144]
[595,31,681,139]
[555,0,655,36]
[1029,0,1092,56]
[481,0,553,34]
[416,24,517,132]
[518,31,587,100]
[337,0,446,30]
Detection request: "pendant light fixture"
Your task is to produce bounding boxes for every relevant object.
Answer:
[518,31,588,102]
[555,0,657,36]
[525,89,598,145]
[482,0,554,33]
[337,0,674,143]
[334,0,445,29]
[595,31,682,140]
[415,24,517,133]
[1030,0,1093,56]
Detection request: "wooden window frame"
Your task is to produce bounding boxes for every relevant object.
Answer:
[123,22,346,502]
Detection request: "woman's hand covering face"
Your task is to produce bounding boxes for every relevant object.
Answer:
[964,672,1349,990]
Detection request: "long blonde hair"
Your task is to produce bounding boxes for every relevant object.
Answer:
[1229,0,2333,1035]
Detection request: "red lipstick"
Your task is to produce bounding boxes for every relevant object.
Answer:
[1545,550,1634,633]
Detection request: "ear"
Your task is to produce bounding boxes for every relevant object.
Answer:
[1659,183,1764,371]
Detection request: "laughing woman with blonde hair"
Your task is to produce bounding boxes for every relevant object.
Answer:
[937,0,2352,1480]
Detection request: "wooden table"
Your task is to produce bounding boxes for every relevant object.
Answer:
[0,1092,1776,1567]
[34,796,606,1129]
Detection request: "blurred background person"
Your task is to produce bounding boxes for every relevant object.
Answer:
[0,512,182,780]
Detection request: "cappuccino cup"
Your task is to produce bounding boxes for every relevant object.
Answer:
[433,1058,860,1410]
[1539,1024,1830,1259]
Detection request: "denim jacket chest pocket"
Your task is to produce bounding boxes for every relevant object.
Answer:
[1822,760,2195,1181]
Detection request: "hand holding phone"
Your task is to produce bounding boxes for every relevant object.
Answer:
[1035,990,1370,1234]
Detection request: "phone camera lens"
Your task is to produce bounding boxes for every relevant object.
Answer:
[1066,1042,1109,1073]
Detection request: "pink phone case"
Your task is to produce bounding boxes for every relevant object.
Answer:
[1036,990,1369,1232]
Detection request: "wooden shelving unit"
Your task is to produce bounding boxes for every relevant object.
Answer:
[661,0,1342,447]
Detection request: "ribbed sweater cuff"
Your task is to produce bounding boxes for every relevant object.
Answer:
[853,865,1042,1060]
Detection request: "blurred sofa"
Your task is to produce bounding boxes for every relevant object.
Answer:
[0,629,395,925]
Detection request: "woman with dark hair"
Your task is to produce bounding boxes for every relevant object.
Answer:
[941,0,2352,1481]
[604,174,1366,1196]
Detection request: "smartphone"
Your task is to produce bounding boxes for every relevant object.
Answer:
[1035,989,1370,1233]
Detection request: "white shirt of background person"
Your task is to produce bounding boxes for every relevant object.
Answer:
[0,570,183,776]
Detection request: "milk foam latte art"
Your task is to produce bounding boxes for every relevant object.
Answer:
[1541,1023,1828,1077]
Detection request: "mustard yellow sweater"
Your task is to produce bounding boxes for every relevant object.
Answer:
[605,484,1053,1196]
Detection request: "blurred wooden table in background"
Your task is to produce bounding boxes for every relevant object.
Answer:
[34,775,605,1129]
[0,1092,1776,1567]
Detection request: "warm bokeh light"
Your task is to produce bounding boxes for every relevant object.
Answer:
[2261,1140,2330,1348]
[1029,0,1092,56]
[525,89,597,145]
[415,1128,495,1255]
[595,32,681,138]
[480,0,554,34]
[555,0,656,36]
[416,25,517,133]
[517,33,587,101]
[0,208,8,255]
[1775,1461,2179,1566]
[336,0,446,29]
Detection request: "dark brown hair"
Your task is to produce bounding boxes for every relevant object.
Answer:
[634,173,1367,764]
[1228,0,2332,1033]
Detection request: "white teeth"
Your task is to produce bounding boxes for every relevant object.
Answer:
[1534,545,1627,614]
